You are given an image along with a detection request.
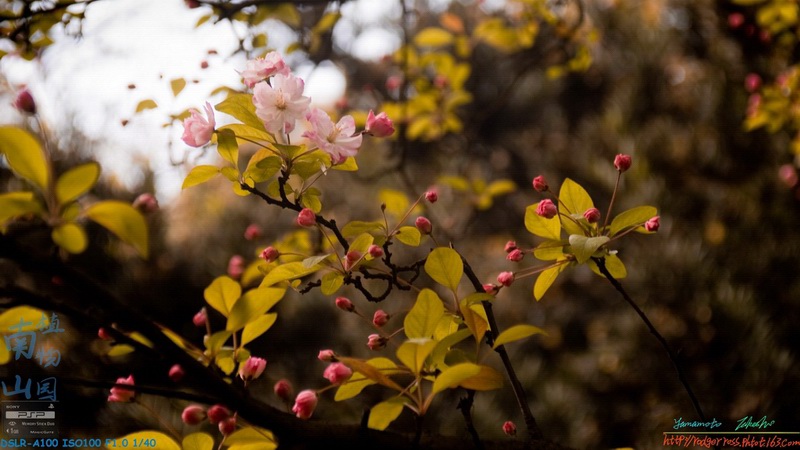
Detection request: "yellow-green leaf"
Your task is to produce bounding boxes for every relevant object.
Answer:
[378,189,410,219]
[533,240,565,260]
[226,287,285,331]
[430,327,472,369]
[394,226,421,247]
[216,353,235,375]
[0,306,47,331]
[432,362,481,395]
[608,206,658,237]
[0,126,49,191]
[320,272,344,295]
[205,330,232,354]
[135,99,158,112]
[338,356,404,392]
[396,339,437,375]
[182,165,220,189]
[525,203,562,240]
[404,289,445,339]
[334,357,398,401]
[414,27,454,47]
[0,192,43,227]
[241,313,278,346]
[85,200,149,258]
[367,397,406,431]
[568,235,609,263]
[588,254,628,279]
[460,298,488,343]
[559,178,594,217]
[217,128,239,168]
[182,432,214,450]
[51,222,87,254]
[204,275,242,317]
[260,262,322,287]
[225,427,277,450]
[424,247,463,291]
[342,221,385,237]
[106,344,134,357]
[534,261,568,301]
[459,365,503,391]
[116,431,179,450]
[170,78,186,97]
[492,324,547,349]
[216,93,266,132]
[55,162,100,204]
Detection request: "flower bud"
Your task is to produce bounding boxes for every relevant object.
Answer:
[728,12,745,29]
[535,199,557,219]
[365,110,395,137]
[207,404,231,424]
[343,250,362,271]
[504,241,517,253]
[335,297,355,312]
[583,207,601,224]
[372,309,389,327]
[168,364,185,382]
[296,208,317,227]
[532,175,548,192]
[482,283,498,295]
[506,249,524,262]
[323,362,353,385]
[98,327,112,341]
[368,244,384,259]
[227,255,245,280]
[107,375,135,403]
[415,216,432,234]
[192,308,207,328]
[274,379,294,402]
[317,349,336,362]
[238,356,267,381]
[244,224,262,240]
[745,73,762,93]
[292,390,318,420]
[181,405,206,425]
[779,164,799,188]
[132,193,159,214]
[260,246,280,262]
[497,271,515,287]
[614,154,632,172]
[502,420,517,436]
[219,417,236,436]
[13,89,36,114]
[645,216,660,232]
[425,189,438,203]
[185,0,201,8]
[367,333,387,351]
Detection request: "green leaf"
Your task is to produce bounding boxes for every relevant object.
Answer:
[0,192,43,227]
[116,431,179,450]
[216,93,266,131]
[85,200,149,258]
[533,240,565,260]
[588,254,628,279]
[320,272,344,295]
[241,313,278,346]
[404,289,445,339]
[204,276,242,317]
[106,344,135,357]
[135,99,158,112]
[368,397,406,431]
[608,206,658,237]
[458,365,504,391]
[182,165,220,189]
[302,254,331,268]
[260,262,322,287]
[205,330,232,354]
[568,235,610,263]
[170,78,186,97]
[51,222,87,254]
[424,247,463,291]
[55,162,100,204]
[182,433,214,450]
[394,226,421,247]
[414,27,454,47]
[432,363,482,394]
[349,232,375,255]
[226,287,285,331]
[492,324,547,349]
[396,339,438,375]
[0,126,49,191]
[525,203,562,240]
[335,358,398,401]
[225,427,277,450]
[460,298,488,343]
[559,178,594,216]
[244,153,282,183]
[338,356,404,392]
[342,221,385,237]
[217,128,239,168]
[430,327,472,369]
[534,262,567,301]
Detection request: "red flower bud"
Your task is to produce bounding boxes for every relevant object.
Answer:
[372,309,390,327]
[368,244,384,259]
[181,405,206,425]
[497,271,515,287]
[260,246,280,262]
[367,333,387,350]
[502,420,517,436]
[645,216,660,232]
[274,379,294,402]
[614,154,632,172]
[13,89,36,114]
[335,297,355,312]
[506,249,524,262]
[425,189,438,203]
[415,216,432,234]
[168,364,185,382]
[532,175,548,192]
[583,207,601,224]
[207,404,231,424]
[535,199,557,219]
[218,417,236,436]
[296,208,317,227]
[244,224,262,240]
[192,308,207,328]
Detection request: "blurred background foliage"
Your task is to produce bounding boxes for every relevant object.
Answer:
[2,0,800,448]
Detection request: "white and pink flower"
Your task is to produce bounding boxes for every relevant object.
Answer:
[252,73,311,135]
[240,52,290,88]
[181,102,216,147]
[302,108,362,164]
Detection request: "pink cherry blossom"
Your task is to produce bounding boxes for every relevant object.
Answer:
[323,362,353,385]
[181,102,216,147]
[292,390,318,420]
[365,110,395,137]
[240,52,290,88]
[302,108,362,164]
[252,73,311,134]
[108,375,135,402]
[238,356,267,381]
